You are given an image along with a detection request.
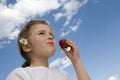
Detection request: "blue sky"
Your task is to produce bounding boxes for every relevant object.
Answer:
[0,0,120,80]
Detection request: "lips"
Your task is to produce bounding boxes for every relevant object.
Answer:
[47,42,54,46]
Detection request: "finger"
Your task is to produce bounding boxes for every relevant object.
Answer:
[65,40,77,49]
[61,47,69,54]
[61,48,74,58]
[66,40,75,46]
[61,46,74,56]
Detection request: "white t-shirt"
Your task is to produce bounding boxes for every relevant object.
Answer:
[7,67,72,80]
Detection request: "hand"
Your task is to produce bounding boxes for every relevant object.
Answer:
[61,40,80,64]
[61,40,91,80]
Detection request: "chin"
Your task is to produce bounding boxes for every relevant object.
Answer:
[47,49,56,57]
[50,50,56,56]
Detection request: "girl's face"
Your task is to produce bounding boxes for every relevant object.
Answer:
[28,24,56,59]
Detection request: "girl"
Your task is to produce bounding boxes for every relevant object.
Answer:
[7,20,90,80]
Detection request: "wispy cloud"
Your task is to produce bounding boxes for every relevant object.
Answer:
[0,40,10,48]
[54,0,88,26]
[70,19,82,31]
[60,30,71,37]
[107,74,119,80]
[49,56,72,70]
[60,19,82,37]
[53,0,88,37]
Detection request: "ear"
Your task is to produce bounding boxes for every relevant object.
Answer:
[22,44,31,53]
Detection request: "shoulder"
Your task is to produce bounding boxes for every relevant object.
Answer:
[6,67,29,80]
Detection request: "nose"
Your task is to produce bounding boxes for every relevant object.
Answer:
[47,34,53,40]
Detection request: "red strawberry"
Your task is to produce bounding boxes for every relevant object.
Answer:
[59,39,68,48]
[59,39,71,52]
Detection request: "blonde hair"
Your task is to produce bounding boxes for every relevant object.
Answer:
[17,20,49,67]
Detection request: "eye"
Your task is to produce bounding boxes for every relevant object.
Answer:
[39,32,44,35]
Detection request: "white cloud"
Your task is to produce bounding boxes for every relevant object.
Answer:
[54,13,63,21]
[108,74,119,80]
[60,30,71,37]
[13,0,60,17]
[0,0,61,47]
[53,0,88,37]
[59,56,72,70]
[70,19,82,31]
[60,19,82,37]
[54,0,88,26]
[63,0,80,26]
[0,0,88,48]
[63,0,88,26]
[0,41,10,48]
[49,56,72,70]
[8,28,20,40]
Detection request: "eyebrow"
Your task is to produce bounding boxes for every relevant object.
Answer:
[35,30,54,34]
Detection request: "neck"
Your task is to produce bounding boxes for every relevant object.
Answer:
[30,57,49,67]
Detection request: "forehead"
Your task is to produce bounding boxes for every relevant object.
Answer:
[30,24,52,33]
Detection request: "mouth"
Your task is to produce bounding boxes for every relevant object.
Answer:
[47,42,54,46]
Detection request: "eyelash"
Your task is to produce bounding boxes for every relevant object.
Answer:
[38,32,54,38]
[39,32,44,35]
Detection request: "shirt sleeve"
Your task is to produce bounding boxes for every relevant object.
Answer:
[6,68,26,80]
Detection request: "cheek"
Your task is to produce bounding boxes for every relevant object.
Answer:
[29,38,46,56]
[29,36,45,49]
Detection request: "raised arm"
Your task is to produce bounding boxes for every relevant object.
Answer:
[61,40,90,80]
